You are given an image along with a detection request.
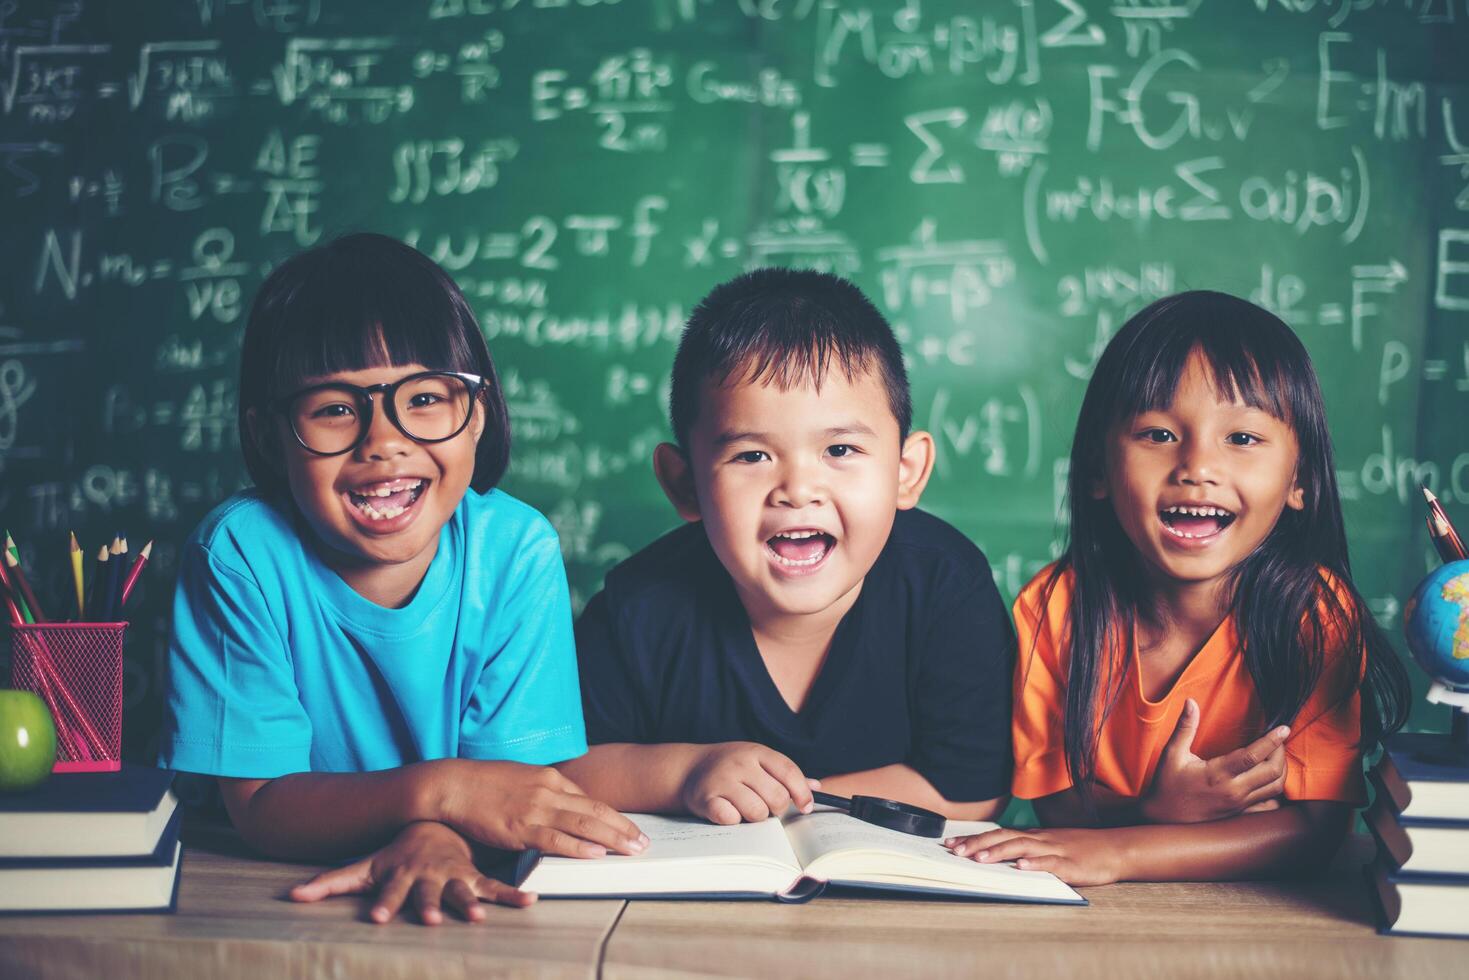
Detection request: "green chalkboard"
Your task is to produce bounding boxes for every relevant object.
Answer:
[1,0,1466,761]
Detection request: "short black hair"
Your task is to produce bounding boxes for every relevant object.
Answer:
[237,232,511,500]
[668,267,911,448]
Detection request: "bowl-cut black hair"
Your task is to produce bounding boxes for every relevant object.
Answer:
[668,267,912,448]
[237,232,511,500]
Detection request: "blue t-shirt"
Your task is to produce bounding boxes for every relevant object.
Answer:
[158,488,587,777]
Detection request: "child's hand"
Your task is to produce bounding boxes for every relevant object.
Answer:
[945,826,1124,886]
[681,742,820,824]
[289,820,532,924]
[1139,698,1289,824]
[445,761,648,858]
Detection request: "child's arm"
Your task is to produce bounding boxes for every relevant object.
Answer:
[557,741,817,824]
[218,759,646,862]
[946,800,1350,885]
[817,765,1005,820]
[1036,700,1291,828]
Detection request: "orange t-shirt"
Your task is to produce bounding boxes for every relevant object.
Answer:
[1011,564,1366,805]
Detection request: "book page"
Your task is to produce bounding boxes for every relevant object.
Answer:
[782,811,988,868]
[781,811,1081,902]
[520,814,802,897]
[610,813,801,867]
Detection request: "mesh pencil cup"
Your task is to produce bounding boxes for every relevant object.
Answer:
[9,621,126,772]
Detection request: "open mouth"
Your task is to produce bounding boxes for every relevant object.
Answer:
[765,528,836,569]
[346,479,427,522]
[1159,504,1236,540]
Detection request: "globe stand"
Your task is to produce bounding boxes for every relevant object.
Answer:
[1423,681,1469,765]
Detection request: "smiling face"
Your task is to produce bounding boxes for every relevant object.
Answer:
[657,360,932,630]
[267,361,484,598]
[1096,350,1305,599]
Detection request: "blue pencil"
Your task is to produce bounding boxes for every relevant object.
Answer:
[86,543,109,620]
[102,536,124,621]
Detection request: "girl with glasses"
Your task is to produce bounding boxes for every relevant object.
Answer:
[158,233,646,925]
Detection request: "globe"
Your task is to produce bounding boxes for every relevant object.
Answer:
[1404,559,1469,689]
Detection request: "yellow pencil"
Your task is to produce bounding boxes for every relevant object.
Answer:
[69,531,85,620]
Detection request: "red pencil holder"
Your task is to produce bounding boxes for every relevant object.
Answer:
[9,622,126,773]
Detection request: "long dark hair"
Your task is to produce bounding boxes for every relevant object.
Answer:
[237,232,511,500]
[1050,290,1409,810]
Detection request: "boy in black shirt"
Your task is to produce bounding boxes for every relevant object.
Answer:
[560,268,1014,824]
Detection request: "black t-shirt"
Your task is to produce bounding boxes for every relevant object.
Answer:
[575,508,1015,802]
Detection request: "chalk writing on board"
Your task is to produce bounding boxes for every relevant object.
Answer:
[0,0,1465,755]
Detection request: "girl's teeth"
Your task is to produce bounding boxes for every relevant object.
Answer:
[360,504,406,521]
[1163,523,1218,540]
[1166,505,1230,517]
[361,481,422,497]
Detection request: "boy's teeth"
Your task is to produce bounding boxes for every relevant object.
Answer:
[772,553,824,567]
[767,530,833,566]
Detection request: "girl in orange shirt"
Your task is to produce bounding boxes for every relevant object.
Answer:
[947,290,1408,884]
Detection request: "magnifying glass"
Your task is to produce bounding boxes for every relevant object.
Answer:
[810,790,946,838]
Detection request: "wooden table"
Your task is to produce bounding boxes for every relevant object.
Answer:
[0,833,1462,979]
[0,827,623,979]
[604,869,1458,979]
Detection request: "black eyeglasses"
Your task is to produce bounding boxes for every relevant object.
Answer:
[271,371,488,456]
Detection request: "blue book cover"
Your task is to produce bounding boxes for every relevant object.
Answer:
[1380,733,1469,784]
[0,763,174,814]
[0,765,177,859]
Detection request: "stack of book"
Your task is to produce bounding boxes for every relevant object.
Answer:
[0,764,181,914]
[1364,732,1469,939]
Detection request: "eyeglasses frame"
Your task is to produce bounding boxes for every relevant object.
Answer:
[269,370,489,457]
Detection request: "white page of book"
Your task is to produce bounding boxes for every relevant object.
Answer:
[782,811,1080,901]
[521,813,802,896]
[613,813,800,867]
[781,810,984,868]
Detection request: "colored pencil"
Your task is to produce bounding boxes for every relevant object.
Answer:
[102,536,125,622]
[1423,486,1467,563]
[4,561,36,623]
[3,536,46,623]
[26,639,104,760]
[21,649,83,759]
[118,540,152,611]
[2,557,34,623]
[85,544,109,620]
[0,555,25,625]
[1,587,21,625]
[69,531,85,620]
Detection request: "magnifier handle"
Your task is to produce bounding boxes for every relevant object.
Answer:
[810,791,853,811]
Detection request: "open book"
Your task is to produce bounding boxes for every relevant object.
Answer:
[520,811,1085,904]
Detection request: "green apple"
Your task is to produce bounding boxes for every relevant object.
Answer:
[0,689,57,792]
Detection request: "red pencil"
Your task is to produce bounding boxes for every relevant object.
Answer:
[1424,487,1467,563]
[118,540,152,610]
[0,564,22,625]
[3,536,46,623]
